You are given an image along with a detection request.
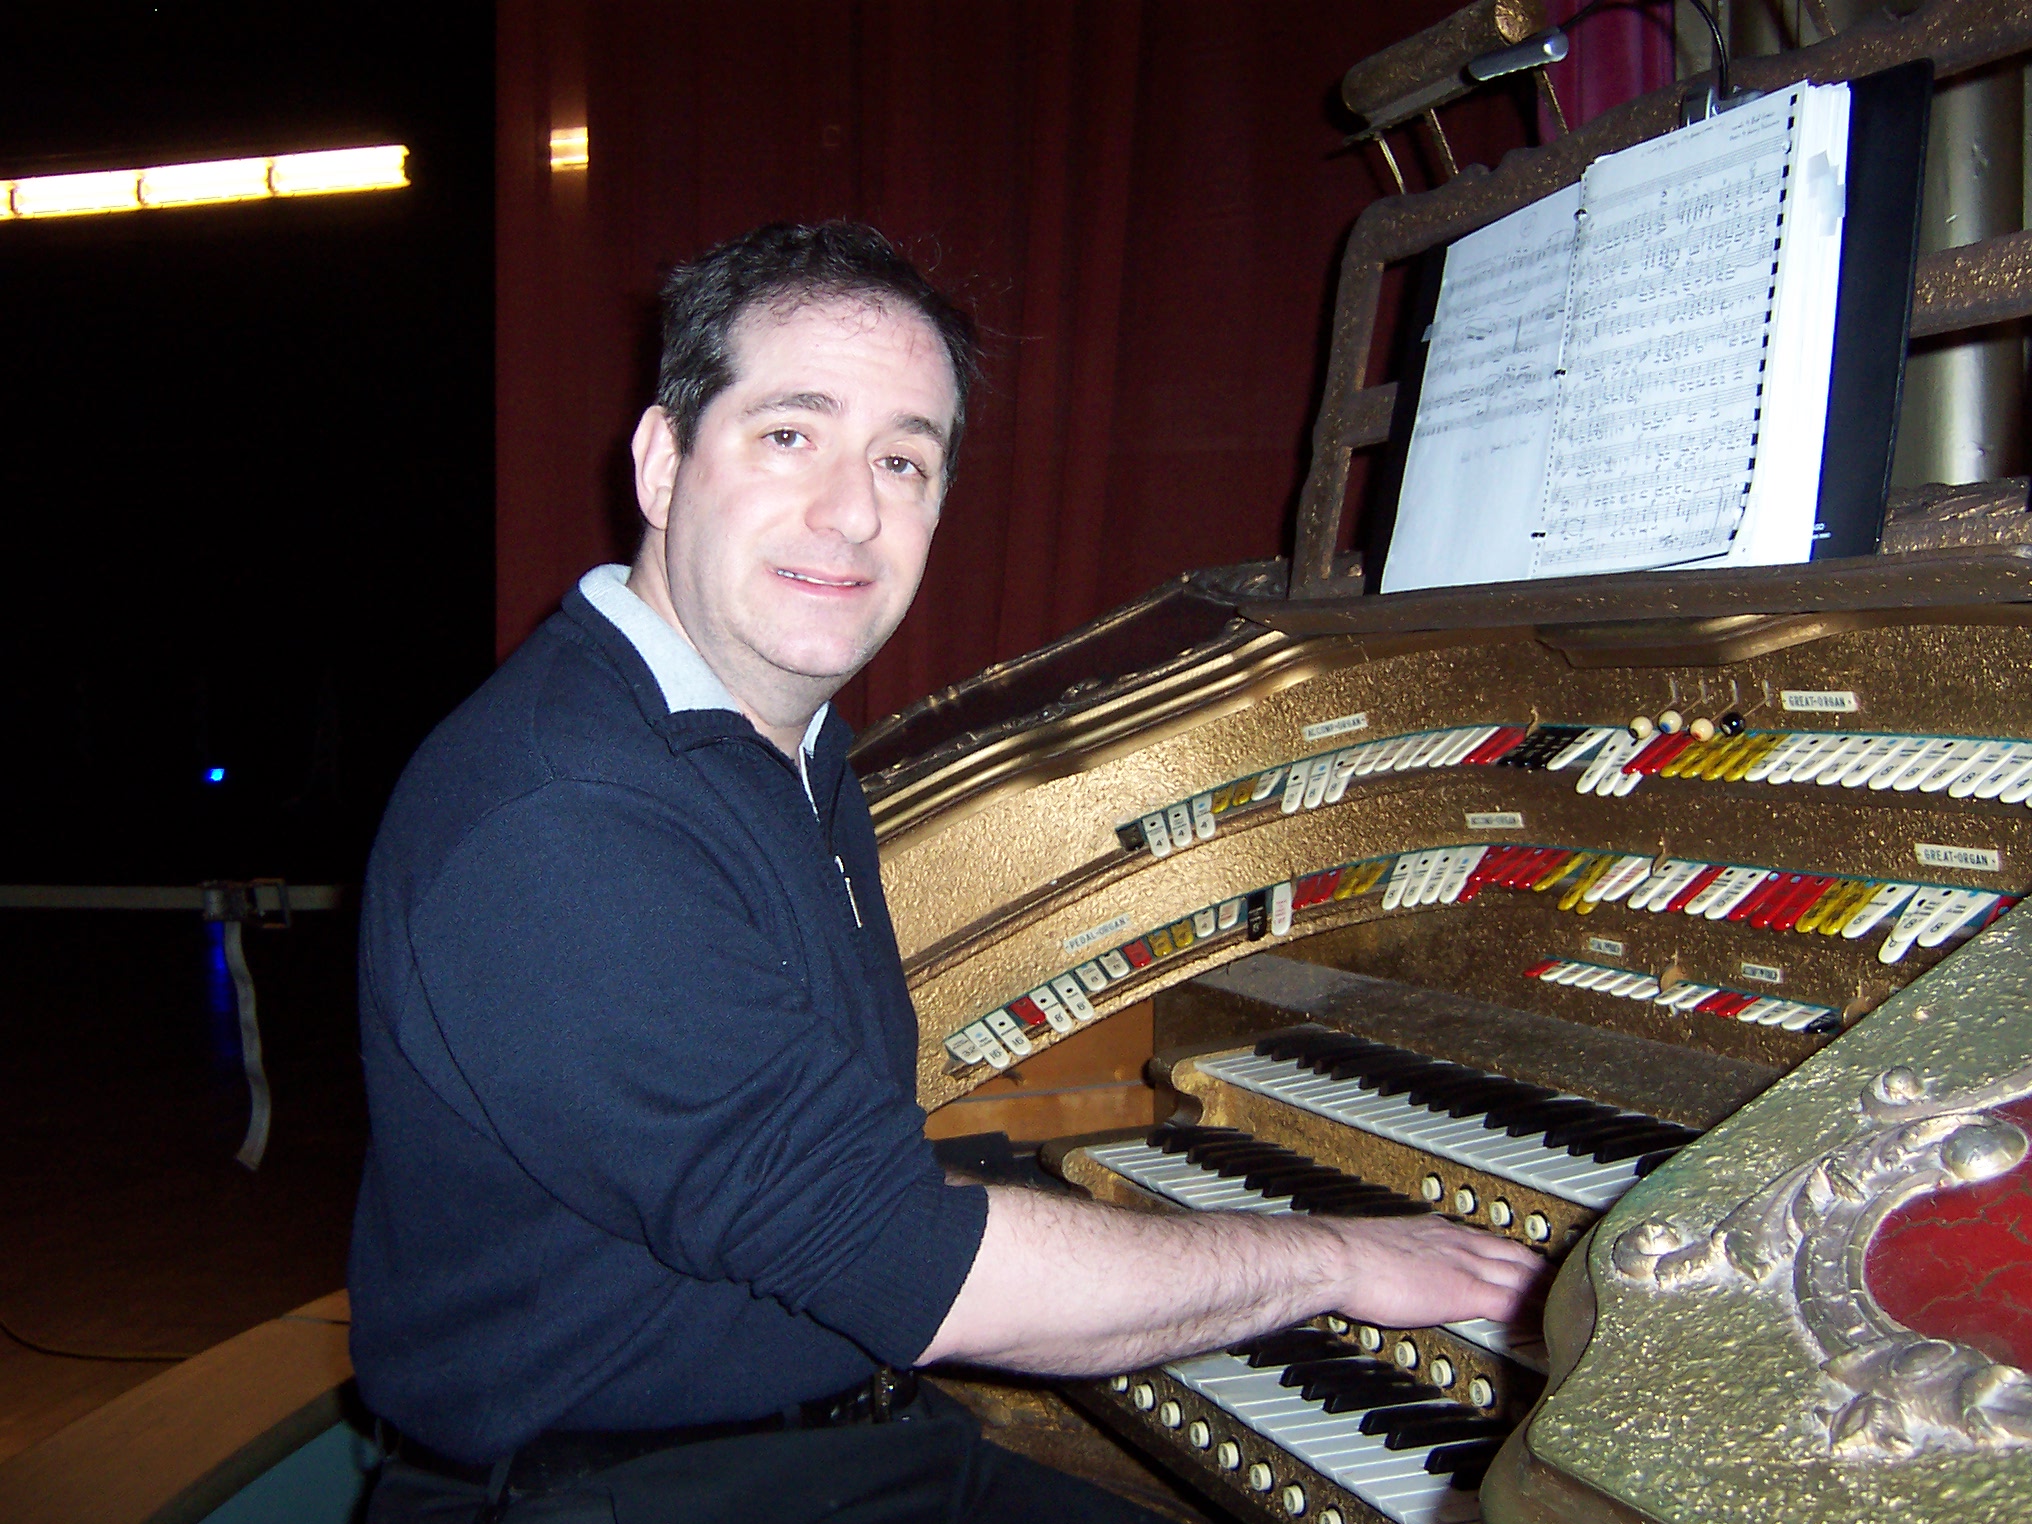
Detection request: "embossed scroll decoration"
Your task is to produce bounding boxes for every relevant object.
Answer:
[1608,1061,2032,1460]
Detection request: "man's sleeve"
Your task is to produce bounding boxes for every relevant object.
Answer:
[403,778,986,1364]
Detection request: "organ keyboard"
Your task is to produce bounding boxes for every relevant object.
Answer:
[862,7,2032,1520]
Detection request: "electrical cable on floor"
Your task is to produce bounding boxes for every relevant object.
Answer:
[0,1311,196,1363]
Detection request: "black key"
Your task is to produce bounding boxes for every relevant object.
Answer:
[1491,1098,1612,1138]
[1451,1079,1555,1118]
[1443,1078,1550,1118]
[1255,1028,1363,1062]
[1304,1195,1432,1219]
[1403,1069,1498,1108]
[1312,1375,1443,1413]
[1328,1051,1435,1085]
[1371,1062,1475,1098]
[1428,1437,1507,1489]
[1232,1328,1345,1367]
[1201,1149,1305,1178]
[1279,1354,1372,1388]
[1574,1123,1695,1160]
[1478,1094,1583,1130]
[1149,1125,1244,1153]
[1633,1147,1685,1177]
[1383,1412,1512,1450]
[1357,1401,1470,1437]
[1542,1113,1651,1150]
[1186,1141,1291,1168]
[1243,1163,1339,1194]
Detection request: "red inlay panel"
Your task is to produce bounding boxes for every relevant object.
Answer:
[1863,1095,2032,1370]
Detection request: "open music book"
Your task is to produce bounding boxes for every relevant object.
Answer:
[1381,82,1869,594]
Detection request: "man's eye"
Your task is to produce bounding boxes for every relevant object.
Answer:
[878,455,925,478]
[765,428,806,447]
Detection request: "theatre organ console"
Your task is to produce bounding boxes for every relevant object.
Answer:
[858,5,2032,1522]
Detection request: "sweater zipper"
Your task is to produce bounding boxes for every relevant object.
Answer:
[799,741,863,930]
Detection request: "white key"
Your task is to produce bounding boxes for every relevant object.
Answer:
[1915,738,1986,793]
[1626,859,1692,912]
[1703,868,1776,921]
[1974,744,2032,800]
[1539,960,1581,982]
[944,1028,983,1065]
[1355,737,1405,776]
[1216,899,1244,932]
[1437,846,1487,904]
[1742,732,1809,782]
[1859,735,1928,789]
[1879,887,1960,964]
[1780,1004,1833,1032]
[2001,769,2032,806]
[1414,849,1461,907]
[1548,726,1616,770]
[1622,975,1662,999]
[1435,725,1497,766]
[1049,974,1097,1022]
[1577,730,1641,793]
[1835,735,1899,787]
[1192,792,1217,840]
[1270,881,1294,935]
[1765,733,1832,785]
[1302,756,1334,809]
[1841,881,1918,939]
[1380,855,1420,912]
[1250,767,1285,801]
[1140,811,1172,857]
[1685,864,1757,917]
[1030,984,1075,1032]
[1658,982,1717,1010]
[1570,965,1620,990]
[1324,749,1363,803]
[1591,854,1656,904]
[1398,731,1451,771]
[1099,949,1132,980]
[1610,765,1644,797]
[1166,802,1195,850]
[1189,908,1214,941]
[1281,768,1307,814]
[1893,737,1962,791]
[1734,997,1785,1025]
[1948,742,2012,799]
[1075,961,1108,992]
[967,1021,1011,1069]
[1917,890,2000,949]
[984,1008,1034,1056]
[1808,734,1871,784]
[1603,970,1653,996]
[1403,850,1447,907]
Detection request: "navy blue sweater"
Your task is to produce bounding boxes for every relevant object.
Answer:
[347,586,988,1463]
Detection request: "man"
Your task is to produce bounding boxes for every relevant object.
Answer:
[351,222,1540,1523]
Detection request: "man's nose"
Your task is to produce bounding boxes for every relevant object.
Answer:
[805,452,882,544]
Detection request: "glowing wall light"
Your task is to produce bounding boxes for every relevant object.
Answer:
[140,156,272,208]
[268,144,409,197]
[550,127,589,172]
[2,144,409,221]
[12,167,142,218]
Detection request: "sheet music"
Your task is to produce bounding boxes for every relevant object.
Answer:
[1380,184,1580,593]
[1529,90,1813,576]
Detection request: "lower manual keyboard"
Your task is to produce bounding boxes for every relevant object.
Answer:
[1161,1337,1494,1524]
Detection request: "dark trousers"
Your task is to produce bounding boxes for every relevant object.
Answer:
[366,1385,1172,1524]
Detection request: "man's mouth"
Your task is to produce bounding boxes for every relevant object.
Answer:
[774,568,869,589]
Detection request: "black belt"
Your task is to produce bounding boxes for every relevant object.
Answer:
[388,1366,920,1503]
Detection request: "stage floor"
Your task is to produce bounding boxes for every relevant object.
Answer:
[0,909,365,1462]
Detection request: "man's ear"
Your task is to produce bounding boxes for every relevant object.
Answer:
[631,407,680,530]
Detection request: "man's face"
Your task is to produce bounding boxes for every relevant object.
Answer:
[647,296,955,722]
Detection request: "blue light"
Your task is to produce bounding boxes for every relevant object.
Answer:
[205,766,226,784]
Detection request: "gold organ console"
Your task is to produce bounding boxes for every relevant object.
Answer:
[864,5,2032,1521]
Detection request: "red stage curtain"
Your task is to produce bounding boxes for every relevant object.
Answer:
[496,1,1673,729]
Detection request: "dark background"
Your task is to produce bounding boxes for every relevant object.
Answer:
[0,0,1664,886]
[0,3,495,885]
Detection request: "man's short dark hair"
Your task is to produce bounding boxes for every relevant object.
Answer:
[655,222,979,483]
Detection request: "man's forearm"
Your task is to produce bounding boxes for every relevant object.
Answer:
[915,1184,1542,1376]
